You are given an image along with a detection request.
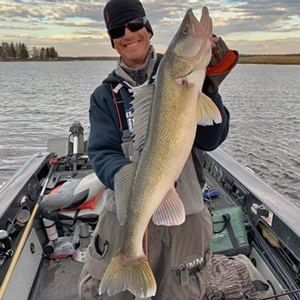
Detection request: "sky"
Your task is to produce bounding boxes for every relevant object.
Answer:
[0,0,300,57]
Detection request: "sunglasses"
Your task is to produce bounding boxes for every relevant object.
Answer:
[108,17,147,39]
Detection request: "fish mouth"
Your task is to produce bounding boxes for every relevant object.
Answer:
[200,7,212,37]
[185,7,212,37]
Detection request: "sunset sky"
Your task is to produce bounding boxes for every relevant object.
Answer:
[1,0,300,56]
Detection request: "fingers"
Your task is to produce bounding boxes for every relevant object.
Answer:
[212,36,220,43]
[211,35,220,48]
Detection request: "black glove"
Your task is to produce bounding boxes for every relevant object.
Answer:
[206,37,239,93]
[209,37,229,68]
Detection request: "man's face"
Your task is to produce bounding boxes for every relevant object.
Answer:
[113,26,152,69]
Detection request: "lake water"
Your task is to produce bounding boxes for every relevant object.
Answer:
[0,61,299,207]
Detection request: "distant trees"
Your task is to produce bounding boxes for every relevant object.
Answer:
[0,42,59,61]
[37,46,58,60]
[1,42,29,60]
[19,43,29,60]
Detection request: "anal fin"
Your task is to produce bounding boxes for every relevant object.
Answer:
[152,187,185,226]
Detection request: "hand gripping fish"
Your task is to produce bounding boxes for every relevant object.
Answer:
[99,7,221,298]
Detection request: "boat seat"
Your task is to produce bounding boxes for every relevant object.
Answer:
[40,173,105,223]
[57,194,105,223]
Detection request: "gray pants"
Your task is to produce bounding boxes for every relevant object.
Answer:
[78,206,212,300]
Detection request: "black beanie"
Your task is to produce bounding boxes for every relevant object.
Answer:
[104,0,153,47]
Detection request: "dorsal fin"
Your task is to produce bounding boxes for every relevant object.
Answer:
[131,84,155,152]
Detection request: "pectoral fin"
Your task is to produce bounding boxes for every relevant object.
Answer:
[114,163,137,225]
[197,93,222,125]
[152,187,185,226]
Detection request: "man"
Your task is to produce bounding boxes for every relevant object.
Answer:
[78,0,238,299]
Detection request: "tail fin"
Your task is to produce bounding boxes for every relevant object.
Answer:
[99,249,157,298]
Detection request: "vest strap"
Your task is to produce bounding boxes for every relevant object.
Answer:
[109,53,164,133]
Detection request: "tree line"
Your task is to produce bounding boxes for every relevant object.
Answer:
[0,42,59,61]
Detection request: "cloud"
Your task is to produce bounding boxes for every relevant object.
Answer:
[1,0,300,55]
[54,20,104,28]
[226,36,300,55]
[0,24,46,30]
[0,0,105,22]
[1,33,34,39]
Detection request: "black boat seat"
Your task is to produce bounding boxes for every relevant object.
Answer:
[40,173,105,222]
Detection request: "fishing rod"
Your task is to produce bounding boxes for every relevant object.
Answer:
[261,288,300,300]
[0,160,57,300]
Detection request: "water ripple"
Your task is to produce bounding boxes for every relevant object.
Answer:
[220,64,300,208]
[1,62,300,209]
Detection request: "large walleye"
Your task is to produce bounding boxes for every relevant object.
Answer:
[99,7,221,298]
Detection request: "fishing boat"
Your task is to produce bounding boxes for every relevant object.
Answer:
[0,121,299,300]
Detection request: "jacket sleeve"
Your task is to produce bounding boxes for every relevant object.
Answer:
[194,80,230,151]
[87,88,131,190]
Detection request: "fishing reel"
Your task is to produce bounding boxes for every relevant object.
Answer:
[69,121,85,155]
[0,230,13,265]
[68,121,85,177]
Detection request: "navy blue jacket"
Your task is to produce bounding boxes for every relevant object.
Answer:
[88,60,230,190]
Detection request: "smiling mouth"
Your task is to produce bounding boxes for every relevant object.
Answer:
[125,41,140,48]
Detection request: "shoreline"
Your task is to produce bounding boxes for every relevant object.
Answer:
[1,55,300,65]
[238,54,300,65]
[0,57,118,62]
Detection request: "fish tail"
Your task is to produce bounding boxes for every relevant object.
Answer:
[99,249,157,298]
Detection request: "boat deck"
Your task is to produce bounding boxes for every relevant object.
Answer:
[23,151,300,300]
[29,257,83,300]
[28,176,230,300]
[27,168,232,300]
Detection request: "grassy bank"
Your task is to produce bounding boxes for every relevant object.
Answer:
[239,54,300,65]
